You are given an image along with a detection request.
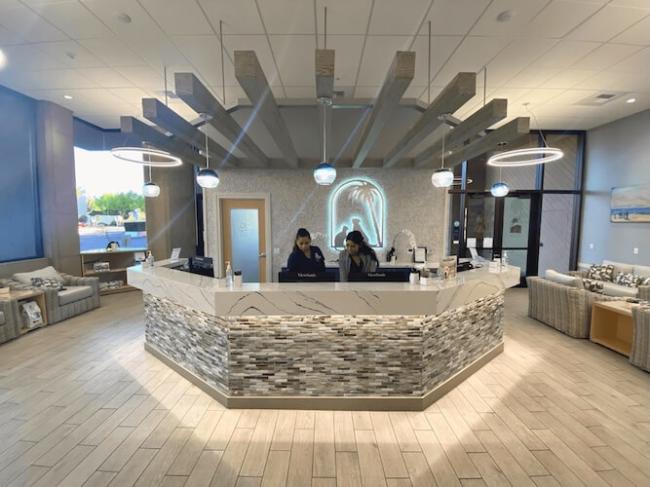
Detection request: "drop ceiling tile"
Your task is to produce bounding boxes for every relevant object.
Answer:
[113,65,165,90]
[258,0,315,34]
[269,35,316,86]
[317,0,372,35]
[34,41,104,69]
[172,35,223,85]
[0,44,61,70]
[525,0,604,38]
[504,66,562,89]
[224,35,279,85]
[486,38,559,87]
[432,36,510,86]
[317,35,364,86]
[197,0,264,34]
[81,0,164,39]
[424,0,490,35]
[572,43,642,70]
[283,86,316,98]
[356,36,413,86]
[11,69,96,90]
[567,4,650,42]
[610,45,650,73]
[611,15,650,45]
[31,1,113,39]
[541,69,600,89]
[369,0,431,35]
[354,86,381,98]
[75,67,134,88]
[139,0,213,36]
[109,87,155,105]
[609,0,650,7]
[0,3,67,43]
[535,40,600,68]
[79,37,146,66]
[470,0,549,37]
[411,35,463,87]
[517,88,567,107]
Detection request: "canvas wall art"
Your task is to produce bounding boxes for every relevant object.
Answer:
[610,184,650,223]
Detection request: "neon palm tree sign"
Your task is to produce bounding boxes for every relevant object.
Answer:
[329,178,385,249]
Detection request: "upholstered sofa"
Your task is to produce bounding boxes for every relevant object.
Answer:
[528,260,650,339]
[0,298,20,344]
[10,266,100,325]
[631,305,650,371]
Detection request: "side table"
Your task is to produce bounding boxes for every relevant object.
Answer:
[0,289,48,334]
[590,300,635,356]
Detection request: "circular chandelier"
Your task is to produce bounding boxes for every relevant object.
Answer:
[487,147,563,167]
[111,147,183,167]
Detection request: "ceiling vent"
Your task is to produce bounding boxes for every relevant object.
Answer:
[575,92,627,106]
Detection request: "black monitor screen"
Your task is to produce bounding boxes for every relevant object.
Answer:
[189,256,214,277]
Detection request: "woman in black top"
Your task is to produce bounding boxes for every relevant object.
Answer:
[338,230,378,281]
[286,228,325,273]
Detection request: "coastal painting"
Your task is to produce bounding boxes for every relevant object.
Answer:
[610,184,650,223]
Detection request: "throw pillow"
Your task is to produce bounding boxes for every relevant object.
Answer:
[31,277,64,291]
[586,264,614,282]
[583,279,604,294]
[638,276,650,286]
[614,272,638,288]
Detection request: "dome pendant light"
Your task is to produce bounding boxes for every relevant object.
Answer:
[196,129,220,189]
[314,96,336,185]
[490,165,509,197]
[143,154,160,198]
[431,127,454,188]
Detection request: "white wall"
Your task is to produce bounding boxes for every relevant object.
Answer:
[579,109,650,265]
[204,168,449,279]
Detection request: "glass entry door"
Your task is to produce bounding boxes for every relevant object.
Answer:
[460,192,541,286]
[220,198,267,282]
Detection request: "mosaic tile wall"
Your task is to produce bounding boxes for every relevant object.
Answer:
[144,292,504,398]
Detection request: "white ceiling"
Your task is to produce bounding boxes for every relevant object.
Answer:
[0,0,649,130]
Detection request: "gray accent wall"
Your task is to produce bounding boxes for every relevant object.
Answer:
[579,109,650,266]
[204,168,449,279]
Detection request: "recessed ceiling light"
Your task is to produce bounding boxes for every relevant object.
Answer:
[64,94,73,100]
[626,97,636,104]
[117,12,132,24]
[0,48,6,70]
[496,10,514,22]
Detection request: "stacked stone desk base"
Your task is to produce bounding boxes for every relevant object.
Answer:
[144,292,504,411]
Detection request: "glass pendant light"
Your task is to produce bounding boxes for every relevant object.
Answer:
[196,129,220,189]
[143,153,160,198]
[490,181,509,197]
[314,96,336,185]
[431,127,453,188]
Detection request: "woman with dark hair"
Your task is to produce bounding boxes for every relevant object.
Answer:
[338,230,378,281]
[286,228,325,273]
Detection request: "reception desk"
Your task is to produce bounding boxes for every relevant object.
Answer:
[128,261,519,410]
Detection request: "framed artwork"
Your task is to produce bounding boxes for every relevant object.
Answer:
[610,183,650,223]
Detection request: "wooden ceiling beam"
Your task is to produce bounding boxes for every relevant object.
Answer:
[414,98,508,168]
[174,72,268,166]
[119,116,204,166]
[383,72,476,168]
[352,51,415,168]
[443,117,531,168]
[235,50,299,167]
[142,98,238,167]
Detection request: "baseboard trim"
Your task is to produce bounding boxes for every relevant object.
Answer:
[144,342,503,411]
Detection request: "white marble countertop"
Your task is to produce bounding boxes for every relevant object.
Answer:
[128,259,520,316]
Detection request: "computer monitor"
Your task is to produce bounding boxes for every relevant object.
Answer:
[188,256,214,277]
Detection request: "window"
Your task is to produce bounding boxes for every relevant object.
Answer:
[74,147,148,252]
[0,89,42,263]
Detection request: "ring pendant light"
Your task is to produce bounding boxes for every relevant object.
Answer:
[111,147,182,167]
[488,103,563,167]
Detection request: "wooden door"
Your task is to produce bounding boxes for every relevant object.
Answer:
[220,198,267,282]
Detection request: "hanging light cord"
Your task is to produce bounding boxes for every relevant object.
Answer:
[524,103,550,148]
[220,20,225,104]
[441,128,445,169]
[205,131,210,169]
[427,21,431,104]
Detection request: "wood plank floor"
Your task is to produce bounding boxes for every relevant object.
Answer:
[0,289,648,487]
